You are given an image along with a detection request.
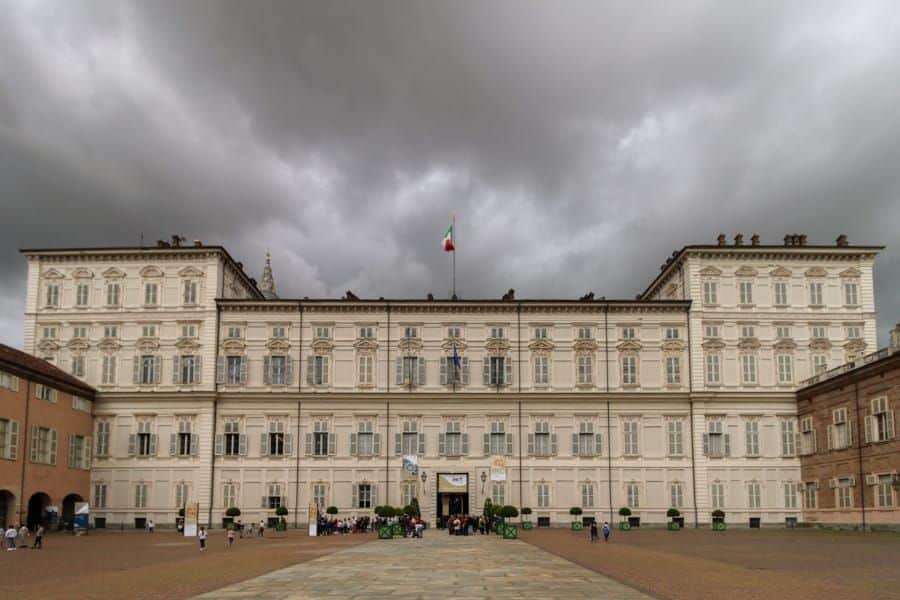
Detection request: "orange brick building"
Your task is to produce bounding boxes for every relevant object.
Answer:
[797,329,900,530]
[0,344,95,529]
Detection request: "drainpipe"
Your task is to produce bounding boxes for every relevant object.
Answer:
[604,304,613,524]
[19,379,31,524]
[385,303,391,507]
[207,303,222,528]
[681,266,698,528]
[853,381,867,531]
[517,303,523,509]
[294,302,303,528]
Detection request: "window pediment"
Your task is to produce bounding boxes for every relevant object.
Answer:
[734,266,758,277]
[221,338,246,353]
[355,338,380,351]
[573,339,598,353]
[102,267,126,279]
[773,339,797,351]
[528,339,555,352]
[42,268,65,280]
[808,338,832,351]
[178,266,204,278]
[97,338,122,351]
[312,339,334,353]
[485,338,511,354]
[844,339,867,352]
[839,267,861,278]
[617,340,643,352]
[701,339,725,351]
[700,266,722,277]
[37,339,60,353]
[176,337,201,351]
[440,339,466,352]
[266,339,291,353]
[137,337,160,352]
[140,266,164,278]
[661,340,685,352]
[805,267,827,278]
[769,266,792,278]
[738,337,761,350]
[72,268,94,279]
[398,337,422,353]
[67,339,90,352]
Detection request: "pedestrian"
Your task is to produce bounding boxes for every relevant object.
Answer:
[602,521,610,542]
[237,519,243,538]
[246,522,253,538]
[18,524,29,548]
[590,520,599,542]
[4,526,17,551]
[147,518,155,533]
[33,524,44,549]
[227,526,236,548]
[258,519,265,538]
[198,526,208,551]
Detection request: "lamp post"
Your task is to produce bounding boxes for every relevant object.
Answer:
[481,470,488,495]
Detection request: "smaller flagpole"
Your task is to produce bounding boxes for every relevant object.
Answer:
[452,213,456,299]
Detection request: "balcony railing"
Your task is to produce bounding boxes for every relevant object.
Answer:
[801,345,900,387]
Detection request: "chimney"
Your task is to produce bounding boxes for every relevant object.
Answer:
[716,234,727,246]
[750,234,760,246]
[836,234,848,247]
[784,234,792,246]
[734,233,744,246]
[193,240,202,247]
[891,324,900,350]
[799,234,808,246]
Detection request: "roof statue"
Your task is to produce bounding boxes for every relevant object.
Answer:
[260,251,278,299]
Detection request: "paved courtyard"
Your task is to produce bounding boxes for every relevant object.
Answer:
[193,533,651,599]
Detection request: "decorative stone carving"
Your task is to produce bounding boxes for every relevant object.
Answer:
[485,338,511,356]
[573,339,598,353]
[37,339,60,353]
[97,337,122,352]
[617,340,643,352]
[808,338,832,351]
[843,339,867,353]
[136,337,161,352]
[72,268,94,279]
[700,266,723,277]
[178,266,204,278]
[140,265,164,278]
[661,339,685,352]
[440,339,466,352]
[102,267,126,279]
[805,267,828,278]
[734,266,759,277]
[737,337,761,350]
[701,338,725,351]
[773,339,797,351]
[265,338,291,353]
[355,338,380,351]
[527,339,555,352]
[839,267,861,278]
[221,338,246,353]
[176,337,201,351]
[769,266,792,278]
[67,339,90,352]
[312,339,334,353]
[41,268,64,280]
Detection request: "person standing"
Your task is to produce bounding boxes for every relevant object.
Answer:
[258,519,265,538]
[602,521,610,542]
[198,526,207,551]
[18,524,28,548]
[147,518,155,534]
[5,526,17,551]
[590,520,599,542]
[33,524,44,549]
[227,527,236,548]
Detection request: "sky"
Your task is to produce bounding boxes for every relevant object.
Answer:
[1,0,899,348]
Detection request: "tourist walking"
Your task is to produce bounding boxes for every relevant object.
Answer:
[590,521,598,542]
[18,524,29,548]
[147,518,155,533]
[258,519,265,537]
[198,527,207,551]
[237,519,243,538]
[602,521,610,542]
[33,525,44,549]
[227,527,236,548]
[5,526,17,551]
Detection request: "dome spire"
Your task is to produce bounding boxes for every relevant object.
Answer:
[260,251,278,299]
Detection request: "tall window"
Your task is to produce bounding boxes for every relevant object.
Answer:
[36,384,55,402]
[68,434,89,469]
[441,421,463,456]
[533,355,549,385]
[773,281,788,306]
[174,482,189,509]
[76,283,90,307]
[739,281,753,305]
[868,397,895,443]
[106,282,121,307]
[71,356,85,378]
[626,483,640,508]
[748,483,761,509]
[266,483,284,509]
[491,483,505,506]
[670,482,684,508]
[703,281,718,305]
[706,354,721,385]
[745,420,760,457]
[93,483,107,508]
[45,284,60,307]
[401,421,420,455]
[784,483,798,509]
[134,483,148,508]
[576,355,593,385]
[265,421,287,456]
[837,478,853,508]
[223,483,237,508]
[488,422,508,456]
[224,421,242,456]
[741,354,757,384]
[177,355,200,385]
[581,482,595,508]
[94,421,110,457]
[809,282,823,306]
[844,282,859,306]
[622,420,639,456]
[705,420,729,457]
[101,354,116,385]
[401,482,416,506]
[487,356,508,386]
[175,420,194,457]
[144,282,159,306]
[441,355,467,385]
[183,280,198,305]
[310,421,331,457]
[877,475,894,507]
[266,355,288,385]
[536,483,550,508]
[776,354,793,384]
[138,355,160,384]
[621,356,637,385]
[353,421,376,456]
[531,422,552,457]
[398,356,424,386]
[226,356,246,385]
[313,483,327,508]
[135,420,155,456]
[812,354,828,374]
[665,356,681,385]
[829,408,851,449]
[358,354,374,385]
[804,482,817,509]
[308,355,330,386]
[711,482,725,509]
[575,422,600,457]
[355,483,372,509]
[799,417,816,455]
[781,420,797,456]
[667,420,683,456]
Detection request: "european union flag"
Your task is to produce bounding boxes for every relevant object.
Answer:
[452,345,461,369]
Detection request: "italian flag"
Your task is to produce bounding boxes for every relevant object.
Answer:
[442,224,455,252]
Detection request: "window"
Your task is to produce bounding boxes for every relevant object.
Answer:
[265,421,288,456]
[622,420,639,456]
[141,325,157,338]
[531,422,552,457]
[667,420,684,456]
[868,397,895,443]
[177,355,200,385]
[313,484,327,508]
[94,421,110,457]
[877,475,894,507]
[837,478,853,508]
[741,354,757,384]
[537,483,550,508]
[355,483,373,509]
[581,482,595,508]
[739,281,753,305]
[704,324,720,338]
[73,396,91,412]
[780,419,797,456]
[621,356,637,385]
[809,282,823,306]
[748,483,761,509]
[174,482,189,508]
[490,327,505,339]
[812,354,828,375]
[441,421,464,456]
[401,482,417,507]
[71,355,86,378]
[811,325,827,339]
[799,417,816,455]
[705,354,721,385]
[846,325,862,340]
[134,483,148,508]
[804,482,817,509]
[358,354,374,385]
[359,326,374,339]
[576,355,593,385]
[773,281,788,306]
[183,280,198,305]
[0,371,17,391]
[353,421,376,457]
[745,420,760,456]
[103,325,118,338]
[76,284,90,307]
[93,483,107,509]
[175,419,194,457]
[266,483,284,509]
[137,355,161,385]
[101,355,117,385]
[626,483,640,508]
[844,282,859,306]
[711,482,725,509]
[777,354,793,384]
[441,355,467,385]
[670,483,684,508]
[491,483,505,506]
[134,420,155,457]
[0,418,19,460]
[445,326,460,339]
[308,355,330,386]
[227,327,243,339]
[776,326,791,339]
[533,355,549,385]
[223,420,243,456]
[486,356,508,386]
[665,356,681,385]
[665,327,679,340]
[740,325,755,338]
[226,356,246,385]
[533,327,548,339]
[703,281,718,305]
[266,355,288,385]
[488,422,509,456]
[144,282,158,306]
[223,483,237,509]
[106,283,121,307]
[621,327,635,340]
[784,483,798,509]
[576,327,592,340]
[42,326,57,339]
[31,426,56,464]
[575,422,600,457]
[311,421,331,457]
[401,421,420,455]
[180,324,197,338]
[829,408,851,450]
[705,420,729,457]
[399,356,424,386]
[36,384,55,402]
[45,284,60,307]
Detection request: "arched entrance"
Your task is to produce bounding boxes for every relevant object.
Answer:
[27,492,51,529]
[0,490,14,530]
[62,493,84,528]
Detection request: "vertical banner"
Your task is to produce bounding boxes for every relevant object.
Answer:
[490,457,507,482]
[73,502,89,530]
[183,502,200,537]
[402,455,419,481]
[308,502,318,537]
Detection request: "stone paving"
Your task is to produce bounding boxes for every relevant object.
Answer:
[193,533,651,599]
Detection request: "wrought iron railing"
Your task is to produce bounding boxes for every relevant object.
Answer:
[801,345,900,387]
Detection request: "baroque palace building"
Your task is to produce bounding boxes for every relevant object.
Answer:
[18,233,882,529]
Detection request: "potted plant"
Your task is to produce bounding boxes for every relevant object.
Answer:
[326,506,338,516]
[499,505,519,539]
[569,507,584,531]
[223,506,241,529]
[666,508,681,530]
[409,498,421,519]
[711,509,726,531]
[520,507,534,530]
[618,507,632,530]
[275,506,289,530]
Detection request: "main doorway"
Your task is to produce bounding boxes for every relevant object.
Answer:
[436,473,469,527]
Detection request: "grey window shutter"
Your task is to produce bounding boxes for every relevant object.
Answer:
[483,357,490,385]
[483,433,490,455]
[395,357,403,385]
[8,420,18,460]
[263,356,271,385]
[153,356,162,383]
[191,434,199,456]
[306,356,314,385]
[438,433,446,456]
[322,356,330,384]
[68,433,75,468]
[417,358,426,386]
[132,356,140,384]
[350,433,358,456]
[371,484,378,507]
[864,416,872,443]
[418,433,426,455]
[216,357,225,384]
[128,433,136,456]
[260,433,269,456]
[328,432,336,455]
[285,359,293,385]
[395,433,402,456]
[595,433,603,456]
[149,433,157,456]
[30,426,39,462]
[462,358,470,384]
[506,433,514,456]
[84,437,92,469]
[572,433,579,456]
[169,434,177,456]
[194,356,202,384]
[351,484,358,509]
[284,433,293,456]
[702,433,709,456]
[172,356,181,384]
[262,495,268,508]
[373,433,381,456]
[462,433,469,455]
[440,358,447,385]
[239,357,248,384]
[504,359,512,386]
[305,433,313,455]
[527,433,535,456]
[239,434,248,456]
[724,434,731,456]
[551,433,558,455]
[215,434,224,456]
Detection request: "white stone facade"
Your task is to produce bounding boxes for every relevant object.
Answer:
[19,237,882,528]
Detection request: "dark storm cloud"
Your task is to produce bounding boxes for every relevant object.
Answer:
[1,0,899,347]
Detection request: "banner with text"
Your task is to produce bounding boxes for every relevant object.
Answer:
[438,473,468,493]
[490,457,507,482]
[184,502,200,537]
[402,455,419,481]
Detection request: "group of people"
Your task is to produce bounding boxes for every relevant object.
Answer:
[194,519,273,552]
[444,514,498,535]
[589,520,611,542]
[317,515,371,535]
[4,524,45,550]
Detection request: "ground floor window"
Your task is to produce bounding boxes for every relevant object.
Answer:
[491,483,505,506]
[837,479,853,508]
[877,475,894,507]
[804,482,817,509]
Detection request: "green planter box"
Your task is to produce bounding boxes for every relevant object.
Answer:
[378,525,393,539]
[502,525,518,539]
[276,522,287,531]
[667,522,680,531]
[619,521,631,531]
[712,521,726,531]
[392,523,404,537]
[521,521,534,530]
[494,522,503,534]
[571,522,583,531]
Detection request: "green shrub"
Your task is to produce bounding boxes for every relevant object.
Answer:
[499,505,519,519]
[326,506,338,515]
[666,508,681,518]
[225,507,241,517]
[711,509,725,519]
[275,506,289,516]
[569,507,583,516]
[618,507,632,517]
[521,507,532,516]
[409,498,421,518]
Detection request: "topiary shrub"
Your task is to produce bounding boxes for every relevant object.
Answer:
[618,507,632,517]
[521,507,532,516]
[483,499,494,519]
[275,506,289,517]
[569,507,583,517]
[178,508,185,517]
[326,506,338,515]
[666,508,681,518]
[711,509,725,519]
[225,507,241,518]
[409,498,421,518]
[500,505,519,519]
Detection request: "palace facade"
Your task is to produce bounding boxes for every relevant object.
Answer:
[19,233,882,528]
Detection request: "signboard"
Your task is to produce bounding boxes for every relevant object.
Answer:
[73,502,89,530]
[183,502,200,537]
[490,457,507,482]
[402,455,419,481]
[438,473,468,493]
[308,502,318,537]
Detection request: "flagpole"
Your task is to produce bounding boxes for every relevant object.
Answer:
[452,213,456,299]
